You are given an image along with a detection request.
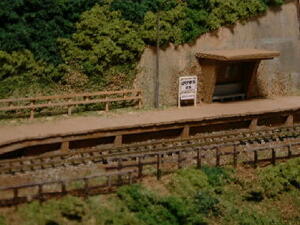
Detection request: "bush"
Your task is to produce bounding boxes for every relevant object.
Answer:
[19,196,90,225]
[0,0,105,64]
[0,50,60,98]
[193,191,220,216]
[117,184,208,225]
[168,168,210,197]
[59,4,145,89]
[201,166,233,187]
[258,158,300,198]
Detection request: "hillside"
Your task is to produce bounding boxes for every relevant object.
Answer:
[0,0,286,99]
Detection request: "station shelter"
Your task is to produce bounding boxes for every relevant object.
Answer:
[196,49,280,103]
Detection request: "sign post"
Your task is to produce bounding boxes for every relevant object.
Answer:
[178,76,198,108]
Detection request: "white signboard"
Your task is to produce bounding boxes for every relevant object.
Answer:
[178,76,197,107]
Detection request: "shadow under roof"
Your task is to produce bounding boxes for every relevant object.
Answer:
[196,49,280,61]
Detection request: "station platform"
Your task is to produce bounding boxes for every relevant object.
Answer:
[0,96,300,154]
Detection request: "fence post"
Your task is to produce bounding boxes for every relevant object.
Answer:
[30,100,35,120]
[196,148,201,168]
[254,150,258,168]
[288,144,292,158]
[271,148,276,165]
[233,145,238,168]
[105,96,109,112]
[156,154,161,180]
[216,147,220,167]
[138,91,142,109]
[38,184,43,203]
[178,151,182,169]
[84,178,89,197]
[138,156,143,179]
[68,99,73,116]
[129,172,133,185]
[117,159,123,185]
[61,182,67,194]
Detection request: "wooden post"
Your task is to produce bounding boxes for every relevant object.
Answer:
[288,144,292,158]
[138,156,143,179]
[254,150,258,168]
[181,125,190,139]
[38,185,43,203]
[271,148,276,165]
[178,151,182,169]
[61,141,70,152]
[216,147,220,167]
[114,135,123,147]
[156,154,161,180]
[129,172,133,184]
[107,176,112,188]
[196,149,201,168]
[105,97,109,112]
[285,115,294,126]
[138,91,142,109]
[30,100,35,120]
[84,178,89,196]
[249,118,258,130]
[233,145,238,168]
[68,99,73,116]
[117,159,123,185]
[61,182,66,193]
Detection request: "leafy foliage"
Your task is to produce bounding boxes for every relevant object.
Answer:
[0,0,286,98]
[258,158,300,198]
[168,168,210,197]
[59,4,145,89]
[0,50,59,98]
[0,0,104,64]
[117,184,208,225]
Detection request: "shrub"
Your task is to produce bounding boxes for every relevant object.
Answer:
[0,50,59,98]
[258,158,300,198]
[193,191,220,216]
[201,166,233,187]
[117,184,208,225]
[59,4,145,88]
[168,168,210,197]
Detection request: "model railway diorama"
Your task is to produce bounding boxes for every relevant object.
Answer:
[0,1,300,224]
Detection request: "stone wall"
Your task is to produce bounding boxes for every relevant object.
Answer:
[134,0,300,107]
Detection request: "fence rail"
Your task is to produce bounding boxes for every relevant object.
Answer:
[0,170,136,206]
[0,89,142,119]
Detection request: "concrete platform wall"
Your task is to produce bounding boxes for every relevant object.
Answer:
[135,0,300,107]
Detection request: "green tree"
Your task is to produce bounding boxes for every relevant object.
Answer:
[58,4,145,88]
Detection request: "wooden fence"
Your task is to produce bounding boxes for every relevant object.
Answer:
[0,141,299,206]
[0,89,142,119]
[0,170,136,206]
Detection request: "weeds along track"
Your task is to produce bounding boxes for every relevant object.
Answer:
[0,125,300,175]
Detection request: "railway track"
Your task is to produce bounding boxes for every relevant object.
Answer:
[1,125,300,175]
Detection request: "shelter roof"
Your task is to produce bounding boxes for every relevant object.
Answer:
[196,49,280,61]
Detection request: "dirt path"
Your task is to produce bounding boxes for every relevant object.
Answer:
[0,96,299,146]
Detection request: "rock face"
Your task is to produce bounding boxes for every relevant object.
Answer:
[135,0,300,107]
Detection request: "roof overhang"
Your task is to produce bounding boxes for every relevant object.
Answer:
[196,49,280,61]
